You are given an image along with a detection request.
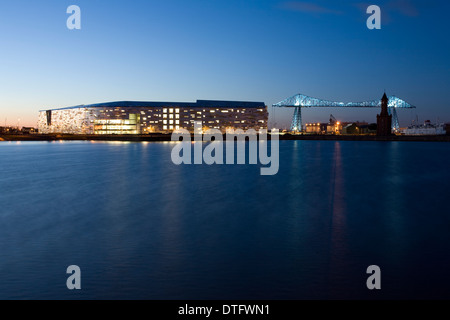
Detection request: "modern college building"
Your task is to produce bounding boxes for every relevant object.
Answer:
[38,100,268,134]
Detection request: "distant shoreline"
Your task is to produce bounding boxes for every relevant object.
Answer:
[1,134,450,142]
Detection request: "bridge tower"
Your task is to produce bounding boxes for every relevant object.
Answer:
[389,107,400,132]
[290,107,302,132]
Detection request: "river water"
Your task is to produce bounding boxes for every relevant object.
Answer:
[0,140,449,299]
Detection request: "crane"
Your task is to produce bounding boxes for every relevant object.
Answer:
[329,114,337,125]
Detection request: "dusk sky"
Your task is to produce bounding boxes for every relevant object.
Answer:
[0,0,449,128]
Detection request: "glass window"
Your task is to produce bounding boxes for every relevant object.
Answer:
[163,120,167,124]
[163,125,167,130]
[175,120,179,124]
[175,109,180,113]
[169,120,174,124]
[163,114,167,118]
[169,114,174,119]
[169,108,174,113]
[163,108,167,113]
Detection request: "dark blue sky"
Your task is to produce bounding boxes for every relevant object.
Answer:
[0,0,449,127]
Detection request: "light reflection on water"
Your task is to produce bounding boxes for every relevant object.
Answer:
[0,140,449,299]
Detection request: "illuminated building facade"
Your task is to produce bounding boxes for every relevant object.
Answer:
[304,123,328,134]
[38,100,268,134]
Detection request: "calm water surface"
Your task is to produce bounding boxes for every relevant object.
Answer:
[0,140,449,299]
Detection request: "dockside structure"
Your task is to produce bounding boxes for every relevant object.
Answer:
[38,100,268,134]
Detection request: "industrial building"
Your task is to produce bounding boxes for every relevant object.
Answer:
[38,100,268,134]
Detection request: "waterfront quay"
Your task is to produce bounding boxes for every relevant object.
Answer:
[1,133,450,142]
